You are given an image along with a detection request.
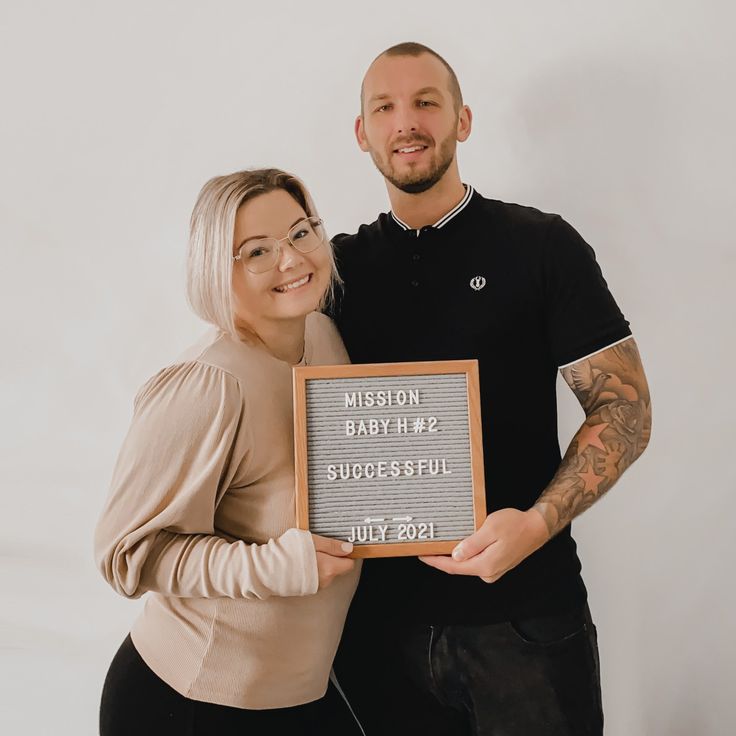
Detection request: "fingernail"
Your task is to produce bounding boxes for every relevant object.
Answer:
[341,542,353,553]
[452,545,465,561]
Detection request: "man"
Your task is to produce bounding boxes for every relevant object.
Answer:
[329,43,651,736]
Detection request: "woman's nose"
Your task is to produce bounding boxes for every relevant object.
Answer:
[277,242,303,270]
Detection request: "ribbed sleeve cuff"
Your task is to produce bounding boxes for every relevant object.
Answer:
[250,528,318,598]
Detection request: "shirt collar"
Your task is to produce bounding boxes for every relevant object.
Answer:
[390,184,475,232]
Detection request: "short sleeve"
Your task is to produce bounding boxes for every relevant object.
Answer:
[543,216,631,368]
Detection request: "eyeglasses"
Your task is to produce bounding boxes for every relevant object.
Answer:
[233,216,326,274]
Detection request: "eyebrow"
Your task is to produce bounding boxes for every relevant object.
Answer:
[415,86,443,97]
[236,216,307,249]
[367,87,444,105]
[367,93,391,104]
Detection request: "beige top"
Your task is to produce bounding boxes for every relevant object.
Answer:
[94,312,360,709]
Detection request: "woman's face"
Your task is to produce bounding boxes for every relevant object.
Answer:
[231,188,332,330]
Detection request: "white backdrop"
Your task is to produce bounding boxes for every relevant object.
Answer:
[1,1,734,734]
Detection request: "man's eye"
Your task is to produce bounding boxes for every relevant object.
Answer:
[418,100,435,107]
[375,104,392,113]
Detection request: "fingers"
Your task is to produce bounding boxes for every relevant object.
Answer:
[312,534,353,556]
[311,535,355,590]
[451,517,498,562]
[418,554,465,574]
[316,551,355,589]
[418,548,507,583]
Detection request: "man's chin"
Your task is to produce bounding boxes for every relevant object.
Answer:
[392,177,438,194]
[384,167,443,194]
[381,156,454,195]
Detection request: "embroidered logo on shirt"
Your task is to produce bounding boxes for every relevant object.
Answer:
[470,276,486,291]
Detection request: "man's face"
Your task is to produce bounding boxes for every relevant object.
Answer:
[357,53,469,193]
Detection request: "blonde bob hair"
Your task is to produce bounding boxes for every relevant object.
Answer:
[186,168,341,338]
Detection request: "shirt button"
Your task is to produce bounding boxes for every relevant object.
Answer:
[411,279,419,287]
[412,253,420,261]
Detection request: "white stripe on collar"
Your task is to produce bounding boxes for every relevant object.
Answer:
[390,184,474,231]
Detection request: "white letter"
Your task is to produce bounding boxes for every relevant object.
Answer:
[345,393,357,408]
[345,420,356,436]
[327,464,337,481]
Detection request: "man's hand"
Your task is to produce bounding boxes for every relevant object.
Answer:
[418,508,550,583]
[312,534,355,590]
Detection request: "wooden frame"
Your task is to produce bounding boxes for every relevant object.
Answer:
[293,360,486,558]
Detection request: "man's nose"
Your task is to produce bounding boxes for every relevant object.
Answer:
[395,104,419,135]
[396,121,418,135]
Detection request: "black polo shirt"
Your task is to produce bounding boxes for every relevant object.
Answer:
[330,185,632,624]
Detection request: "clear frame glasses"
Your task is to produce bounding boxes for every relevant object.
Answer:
[233,216,326,274]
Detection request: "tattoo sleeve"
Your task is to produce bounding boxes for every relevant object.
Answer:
[533,337,652,537]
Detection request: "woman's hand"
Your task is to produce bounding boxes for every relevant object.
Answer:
[311,535,355,590]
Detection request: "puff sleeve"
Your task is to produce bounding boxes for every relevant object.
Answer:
[94,361,318,600]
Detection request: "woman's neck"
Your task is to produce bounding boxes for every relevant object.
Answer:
[238,315,307,365]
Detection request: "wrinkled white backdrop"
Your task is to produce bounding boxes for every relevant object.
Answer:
[1,1,734,733]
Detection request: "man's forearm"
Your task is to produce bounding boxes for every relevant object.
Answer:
[533,338,652,538]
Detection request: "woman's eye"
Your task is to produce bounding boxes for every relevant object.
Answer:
[292,228,309,240]
[247,247,266,258]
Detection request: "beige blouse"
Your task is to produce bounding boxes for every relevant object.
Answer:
[94,312,360,709]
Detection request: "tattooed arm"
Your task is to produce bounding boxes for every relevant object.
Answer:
[532,337,652,537]
[419,336,651,582]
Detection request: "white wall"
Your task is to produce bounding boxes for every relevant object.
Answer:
[1,1,733,733]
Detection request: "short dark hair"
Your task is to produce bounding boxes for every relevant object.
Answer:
[361,42,463,114]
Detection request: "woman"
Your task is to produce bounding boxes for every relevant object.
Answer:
[95,169,362,735]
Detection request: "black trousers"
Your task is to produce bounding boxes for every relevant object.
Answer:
[332,603,603,736]
[99,634,362,736]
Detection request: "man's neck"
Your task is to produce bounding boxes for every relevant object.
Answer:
[387,170,466,230]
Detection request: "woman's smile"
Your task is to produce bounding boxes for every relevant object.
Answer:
[272,272,313,293]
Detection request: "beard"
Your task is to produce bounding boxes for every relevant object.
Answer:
[368,130,456,194]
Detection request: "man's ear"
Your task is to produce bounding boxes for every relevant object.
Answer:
[355,116,370,152]
[457,105,472,143]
